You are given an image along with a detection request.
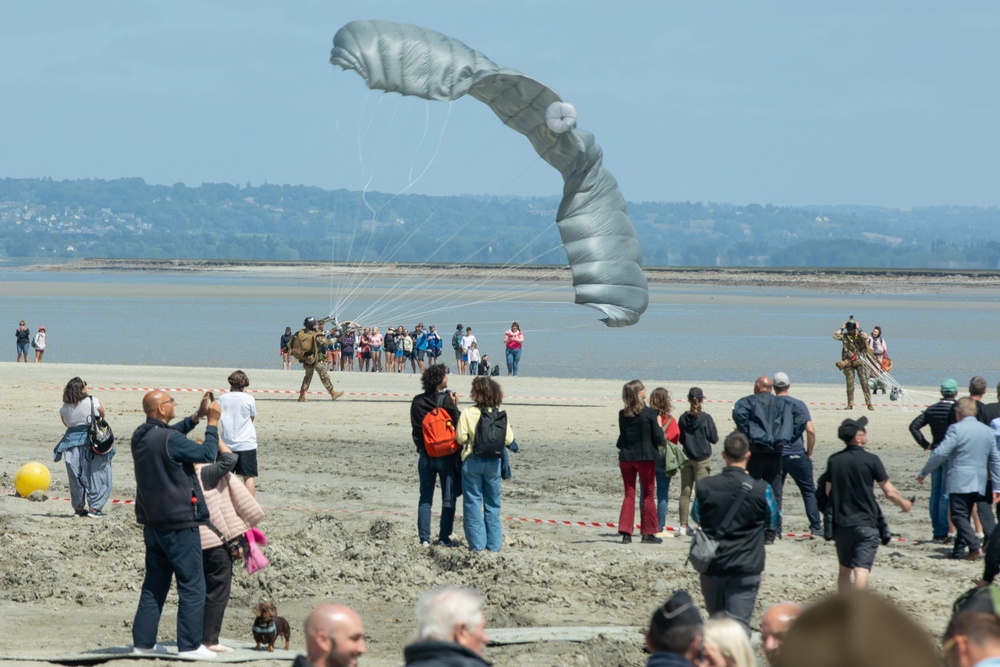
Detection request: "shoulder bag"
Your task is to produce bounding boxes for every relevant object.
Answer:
[88,396,115,456]
[688,480,754,574]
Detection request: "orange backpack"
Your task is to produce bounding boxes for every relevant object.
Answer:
[422,393,459,457]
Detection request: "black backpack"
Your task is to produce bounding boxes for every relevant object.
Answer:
[473,407,507,459]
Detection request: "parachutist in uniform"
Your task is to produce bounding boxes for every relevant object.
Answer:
[833,317,874,411]
[291,317,344,402]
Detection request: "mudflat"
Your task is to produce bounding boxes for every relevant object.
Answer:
[0,362,969,665]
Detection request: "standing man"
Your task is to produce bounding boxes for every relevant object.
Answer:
[293,603,367,667]
[833,316,875,411]
[909,378,959,542]
[943,612,1000,667]
[760,602,802,667]
[426,325,442,364]
[691,432,778,635]
[289,317,344,402]
[949,376,990,425]
[732,376,793,544]
[403,587,489,667]
[919,397,1000,561]
[412,323,429,374]
[643,590,721,667]
[130,390,220,660]
[824,416,912,592]
[773,372,822,537]
[983,381,1000,424]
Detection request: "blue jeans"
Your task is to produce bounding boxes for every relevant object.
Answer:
[505,347,522,376]
[640,470,671,531]
[930,461,950,538]
[779,454,822,534]
[462,455,503,552]
[469,361,479,375]
[417,451,458,543]
[132,526,206,652]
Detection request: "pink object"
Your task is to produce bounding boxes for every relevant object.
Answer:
[245,527,269,574]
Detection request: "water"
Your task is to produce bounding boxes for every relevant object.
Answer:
[3,269,999,387]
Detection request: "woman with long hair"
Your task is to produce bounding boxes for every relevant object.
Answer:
[54,376,113,517]
[677,387,718,534]
[503,322,524,376]
[869,325,889,394]
[616,380,665,544]
[370,326,384,372]
[647,387,681,535]
[456,376,515,552]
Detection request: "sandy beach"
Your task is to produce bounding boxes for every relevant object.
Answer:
[0,361,977,665]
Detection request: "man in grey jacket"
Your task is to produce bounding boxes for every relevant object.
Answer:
[918,397,1000,561]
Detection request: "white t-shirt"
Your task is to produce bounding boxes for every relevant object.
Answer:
[468,347,481,363]
[461,334,477,353]
[60,398,101,428]
[218,391,258,451]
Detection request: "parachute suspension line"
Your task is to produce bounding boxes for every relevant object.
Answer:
[341,100,454,310]
[351,156,559,325]
[351,209,562,325]
[358,241,566,327]
[858,356,926,412]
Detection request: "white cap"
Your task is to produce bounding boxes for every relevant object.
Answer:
[773,372,790,389]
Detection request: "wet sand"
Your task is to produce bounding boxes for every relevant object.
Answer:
[0,362,971,666]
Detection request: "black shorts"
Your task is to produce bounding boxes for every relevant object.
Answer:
[834,525,879,570]
[233,449,258,478]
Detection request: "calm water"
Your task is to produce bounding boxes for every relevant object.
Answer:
[3,269,999,386]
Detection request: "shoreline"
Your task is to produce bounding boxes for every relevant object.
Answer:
[17,258,1000,292]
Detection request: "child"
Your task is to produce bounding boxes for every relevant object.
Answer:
[468,342,481,376]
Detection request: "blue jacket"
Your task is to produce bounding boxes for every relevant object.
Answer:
[920,416,1000,495]
[732,392,794,453]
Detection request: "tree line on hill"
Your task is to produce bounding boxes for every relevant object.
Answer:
[2,177,999,269]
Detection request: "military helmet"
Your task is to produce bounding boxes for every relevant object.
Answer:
[304,316,317,329]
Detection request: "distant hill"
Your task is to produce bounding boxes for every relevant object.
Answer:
[2,177,999,269]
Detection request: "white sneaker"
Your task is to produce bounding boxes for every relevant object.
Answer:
[132,644,168,656]
[177,645,218,660]
[206,644,234,653]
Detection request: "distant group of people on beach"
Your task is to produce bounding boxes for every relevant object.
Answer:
[15,319,46,362]
[280,319,524,378]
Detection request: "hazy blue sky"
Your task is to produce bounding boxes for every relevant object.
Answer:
[3,1,998,207]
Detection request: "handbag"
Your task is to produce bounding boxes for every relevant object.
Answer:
[688,480,754,574]
[87,396,115,455]
[207,521,249,561]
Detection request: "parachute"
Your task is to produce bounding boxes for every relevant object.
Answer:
[330,20,648,327]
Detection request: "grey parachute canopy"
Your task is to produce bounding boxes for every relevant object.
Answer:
[330,19,648,327]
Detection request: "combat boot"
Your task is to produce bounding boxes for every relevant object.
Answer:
[330,389,345,401]
[298,391,308,402]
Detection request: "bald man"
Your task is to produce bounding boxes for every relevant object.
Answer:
[760,602,802,666]
[732,376,794,544]
[130,390,221,660]
[293,604,367,667]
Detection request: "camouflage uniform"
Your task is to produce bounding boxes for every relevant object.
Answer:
[833,328,874,409]
[294,327,341,401]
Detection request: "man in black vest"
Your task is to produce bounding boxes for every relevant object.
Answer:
[691,431,778,635]
[130,390,221,660]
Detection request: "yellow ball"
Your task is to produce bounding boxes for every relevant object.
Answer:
[14,461,51,498]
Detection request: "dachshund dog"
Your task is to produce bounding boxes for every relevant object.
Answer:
[251,602,290,652]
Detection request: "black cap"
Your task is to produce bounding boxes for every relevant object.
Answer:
[650,590,702,636]
[456,324,463,330]
[838,416,869,444]
[687,387,704,401]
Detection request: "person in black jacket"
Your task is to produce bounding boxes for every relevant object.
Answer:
[691,432,778,635]
[616,380,667,544]
[732,376,793,544]
[130,390,220,660]
[410,364,462,547]
[909,378,958,542]
[403,587,490,667]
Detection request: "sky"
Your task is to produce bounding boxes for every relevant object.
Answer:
[2,1,999,208]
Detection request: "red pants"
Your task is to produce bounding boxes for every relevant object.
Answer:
[619,460,657,536]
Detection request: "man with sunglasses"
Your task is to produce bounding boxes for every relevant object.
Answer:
[130,390,222,660]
